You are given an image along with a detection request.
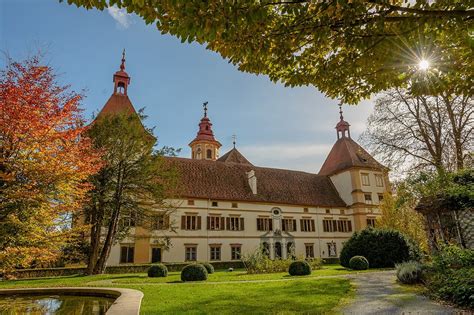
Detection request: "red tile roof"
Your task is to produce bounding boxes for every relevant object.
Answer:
[96,94,137,119]
[165,157,346,207]
[217,148,253,165]
[319,137,385,175]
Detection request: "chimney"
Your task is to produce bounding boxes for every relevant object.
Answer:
[246,170,257,195]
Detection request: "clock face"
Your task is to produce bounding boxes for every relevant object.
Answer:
[272,208,281,216]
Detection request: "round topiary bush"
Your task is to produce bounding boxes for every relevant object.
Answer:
[340,228,421,268]
[396,261,423,284]
[349,256,369,270]
[288,260,312,276]
[147,264,168,277]
[202,262,214,274]
[181,264,208,282]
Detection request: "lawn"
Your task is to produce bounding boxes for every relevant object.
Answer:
[0,265,366,314]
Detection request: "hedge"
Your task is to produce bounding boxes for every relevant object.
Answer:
[6,261,244,279]
[340,228,420,268]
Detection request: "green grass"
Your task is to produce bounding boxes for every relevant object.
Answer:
[0,265,375,314]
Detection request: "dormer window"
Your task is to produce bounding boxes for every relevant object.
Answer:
[206,149,212,159]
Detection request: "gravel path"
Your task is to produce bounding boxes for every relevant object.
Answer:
[341,270,461,315]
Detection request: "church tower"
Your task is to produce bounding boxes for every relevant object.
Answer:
[319,105,389,230]
[189,102,222,160]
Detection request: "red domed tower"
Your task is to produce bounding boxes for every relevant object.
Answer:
[189,102,221,160]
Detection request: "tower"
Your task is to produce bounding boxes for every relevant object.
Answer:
[189,102,222,160]
[319,104,389,230]
[113,49,130,95]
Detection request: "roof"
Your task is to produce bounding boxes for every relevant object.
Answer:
[319,137,385,176]
[217,148,253,165]
[165,157,346,207]
[96,94,137,119]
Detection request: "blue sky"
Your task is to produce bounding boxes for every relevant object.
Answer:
[1,0,376,173]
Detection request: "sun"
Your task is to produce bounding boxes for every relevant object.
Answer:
[418,59,430,71]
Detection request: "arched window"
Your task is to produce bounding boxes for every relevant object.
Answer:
[206,149,212,159]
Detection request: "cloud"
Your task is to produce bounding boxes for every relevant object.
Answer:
[107,6,131,29]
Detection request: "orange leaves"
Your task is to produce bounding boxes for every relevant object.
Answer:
[0,55,101,272]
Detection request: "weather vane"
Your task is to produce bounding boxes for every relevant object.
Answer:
[203,101,208,117]
[232,134,237,148]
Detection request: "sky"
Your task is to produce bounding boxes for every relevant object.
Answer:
[1,0,376,173]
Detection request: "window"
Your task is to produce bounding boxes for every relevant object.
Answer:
[337,220,352,232]
[210,245,221,261]
[185,246,197,261]
[207,215,223,230]
[367,218,376,228]
[300,219,315,232]
[120,245,134,264]
[181,215,201,230]
[206,149,212,159]
[152,215,168,230]
[378,194,384,203]
[303,207,309,213]
[187,199,195,206]
[323,219,335,232]
[361,173,370,186]
[231,245,241,260]
[211,201,218,207]
[120,211,136,228]
[282,218,297,232]
[365,194,373,204]
[305,244,314,258]
[227,217,244,231]
[257,217,272,231]
[375,174,384,187]
[231,202,238,208]
[340,209,345,215]
[327,242,337,257]
[326,209,331,214]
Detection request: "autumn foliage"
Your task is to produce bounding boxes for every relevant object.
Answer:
[0,56,101,273]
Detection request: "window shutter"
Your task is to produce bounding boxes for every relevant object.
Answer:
[311,220,315,232]
[221,217,225,230]
[240,218,244,230]
[207,216,210,230]
[181,216,186,230]
[348,221,352,232]
[226,217,230,230]
[293,220,297,232]
[300,219,304,231]
[332,220,337,232]
[197,216,201,229]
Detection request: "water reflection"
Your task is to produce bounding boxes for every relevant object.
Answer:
[0,294,114,314]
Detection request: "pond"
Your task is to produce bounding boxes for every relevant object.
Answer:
[0,294,115,314]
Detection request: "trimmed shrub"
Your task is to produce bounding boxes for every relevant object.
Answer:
[288,261,311,276]
[147,264,168,278]
[181,264,208,282]
[349,256,369,270]
[340,228,420,268]
[395,261,422,284]
[202,262,215,274]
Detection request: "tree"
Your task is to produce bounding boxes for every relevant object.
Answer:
[63,0,473,103]
[360,89,473,176]
[377,189,428,253]
[84,112,178,275]
[0,56,100,274]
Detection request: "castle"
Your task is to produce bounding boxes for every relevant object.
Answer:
[98,53,389,265]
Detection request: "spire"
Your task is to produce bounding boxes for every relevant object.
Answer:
[189,102,222,160]
[120,49,126,71]
[335,102,350,139]
[203,101,208,117]
[113,49,130,95]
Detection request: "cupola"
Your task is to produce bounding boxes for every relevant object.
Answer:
[189,102,222,160]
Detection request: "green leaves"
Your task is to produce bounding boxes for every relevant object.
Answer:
[63,0,474,103]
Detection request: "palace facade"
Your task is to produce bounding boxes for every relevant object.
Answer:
[98,54,390,265]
